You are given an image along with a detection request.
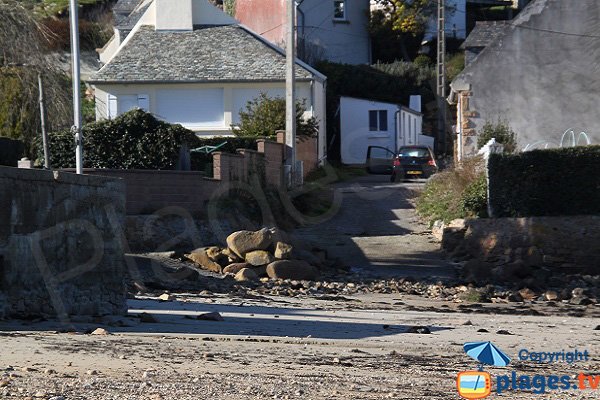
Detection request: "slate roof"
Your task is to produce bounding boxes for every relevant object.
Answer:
[90,25,315,83]
[461,20,510,49]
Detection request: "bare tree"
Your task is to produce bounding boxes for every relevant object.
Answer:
[0,0,72,158]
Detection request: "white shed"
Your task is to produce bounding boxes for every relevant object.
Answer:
[339,96,432,165]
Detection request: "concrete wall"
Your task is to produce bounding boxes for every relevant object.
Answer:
[452,0,600,156]
[78,169,220,215]
[0,167,127,318]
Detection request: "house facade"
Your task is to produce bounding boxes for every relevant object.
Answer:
[90,0,327,163]
[339,96,432,165]
[449,0,598,159]
[234,0,371,65]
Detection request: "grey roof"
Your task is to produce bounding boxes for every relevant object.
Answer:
[462,20,510,49]
[90,25,315,83]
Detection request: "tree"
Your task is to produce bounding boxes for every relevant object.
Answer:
[0,0,71,157]
[370,0,437,62]
[232,93,319,138]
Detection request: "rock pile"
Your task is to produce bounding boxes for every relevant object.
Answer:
[184,228,337,282]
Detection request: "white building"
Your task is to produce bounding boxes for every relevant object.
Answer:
[90,0,328,162]
[339,96,433,165]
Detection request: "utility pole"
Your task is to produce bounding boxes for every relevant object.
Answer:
[436,0,446,155]
[38,74,50,169]
[69,0,83,174]
[286,0,297,186]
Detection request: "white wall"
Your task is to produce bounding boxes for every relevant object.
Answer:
[398,108,423,147]
[340,97,398,165]
[94,81,318,137]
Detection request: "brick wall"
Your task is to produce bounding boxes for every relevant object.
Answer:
[213,138,284,187]
[276,131,319,178]
[76,169,220,215]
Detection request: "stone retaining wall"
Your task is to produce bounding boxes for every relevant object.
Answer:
[0,167,127,318]
[442,216,600,281]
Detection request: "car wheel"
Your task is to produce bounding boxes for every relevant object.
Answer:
[393,171,404,182]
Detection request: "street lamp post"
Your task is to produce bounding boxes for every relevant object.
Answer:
[286,0,297,186]
[69,0,83,174]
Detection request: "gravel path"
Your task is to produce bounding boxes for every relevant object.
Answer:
[294,175,456,280]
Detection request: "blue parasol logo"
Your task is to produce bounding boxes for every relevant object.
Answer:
[464,341,511,369]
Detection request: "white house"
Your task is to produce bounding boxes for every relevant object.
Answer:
[89,0,328,162]
[339,96,433,165]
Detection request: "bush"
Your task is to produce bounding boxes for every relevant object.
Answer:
[41,18,113,51]
[0,136,24,166]
[460,173,488,218]
[416,156,487,225]
[232,92,318,138]
[489,145,600,217]
[41,109,197,169]
[477,120,518,153]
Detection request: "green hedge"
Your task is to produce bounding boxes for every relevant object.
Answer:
[0,137,24,166]
[489,146,600,217]
[40,110,197,169]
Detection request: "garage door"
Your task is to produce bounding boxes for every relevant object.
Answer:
[156,89,224,128]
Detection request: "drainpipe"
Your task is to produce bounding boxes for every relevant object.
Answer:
[394,108,401,152]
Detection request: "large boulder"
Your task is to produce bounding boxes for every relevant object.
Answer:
[245,250,275,266]
[266,260,320,281]
[226,228,273,258]
[235,268,258,282]
[205,246,230,267]
[185,249,223,273]
[274,242,293,259]
[223,263,250,275]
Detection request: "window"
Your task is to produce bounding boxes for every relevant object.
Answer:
[369,110,388,131]
[333,0,346,20]
[107,94,149,119]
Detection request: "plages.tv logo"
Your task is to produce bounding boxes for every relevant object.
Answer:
[456,341,511,399]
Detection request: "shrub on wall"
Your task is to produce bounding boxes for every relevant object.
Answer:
[0,137,24,166]
[416,156,487,225]
[477,120,518,153]
[488,145,600,217]
[41,109,197,169]
[232,93,318,139]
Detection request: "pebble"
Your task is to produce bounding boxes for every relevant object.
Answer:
[159,293,175,302]
[197,312,224,322]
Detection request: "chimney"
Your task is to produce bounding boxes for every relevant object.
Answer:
[155,0,193,31]
[409,95,422,113]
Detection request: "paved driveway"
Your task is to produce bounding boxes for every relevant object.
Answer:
[294,175,457,280]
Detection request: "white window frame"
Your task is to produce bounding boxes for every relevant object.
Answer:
[369,109,388,132]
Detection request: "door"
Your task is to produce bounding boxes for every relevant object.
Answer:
[366,146,395,174]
